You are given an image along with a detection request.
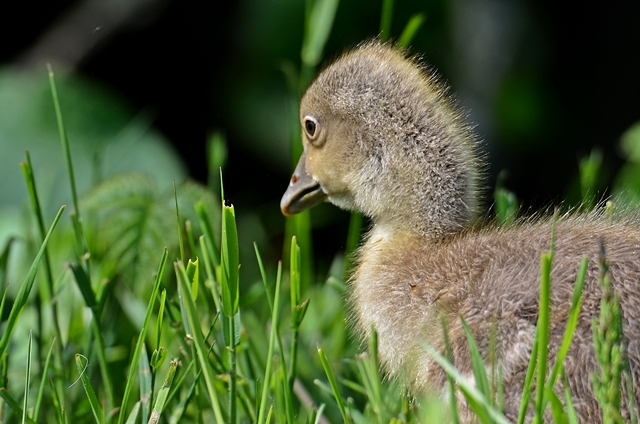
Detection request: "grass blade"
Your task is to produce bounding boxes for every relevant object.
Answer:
[379,0,394,41]
[124,402,140,424]
[117,248,168,424]
[33,338,56,421]
[138,344,152,424]
[288,236,309,422]
[47,64,80,218]
[219,172,239,424]
[195,201,221,270]
[0,388,37,424]
[546,257,588,390]
[0,205,65,358]
[22,331,33,424]
[494,188,519,226]
[149,358,180,424]
[174,181,185,264]
[301,0,340,68]
[344,213,363,276]
[21,151,61,341]
[0,237,14,299]
[220,171,239,318]
[48,377,66,424]
[75,354,105,424]
[397,13,425,48]
[533,251,552,423]
[175,261,224,422]
[579,149,602,210]
[318,344,352,424]
[517,335,539,424]
[461,317,491,400]
[257,259,283,424]
[421,342,511,424]
[441,319,460,424]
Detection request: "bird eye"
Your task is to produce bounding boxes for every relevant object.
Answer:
[303,116,319,140]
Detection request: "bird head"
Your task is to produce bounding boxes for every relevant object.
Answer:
[281,42,482,240]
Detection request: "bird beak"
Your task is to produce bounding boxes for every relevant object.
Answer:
[281,152,328,217]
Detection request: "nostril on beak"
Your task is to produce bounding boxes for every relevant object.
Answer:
[291,175,298,184]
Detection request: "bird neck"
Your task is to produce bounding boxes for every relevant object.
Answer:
[369,172,478,242]
[366,220,434,247]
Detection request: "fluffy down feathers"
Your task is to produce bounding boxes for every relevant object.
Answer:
[281,41,640,422]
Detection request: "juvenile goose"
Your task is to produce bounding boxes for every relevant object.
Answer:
[280,41,640,422]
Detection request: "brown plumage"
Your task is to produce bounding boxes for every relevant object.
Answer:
[280,41,640,422]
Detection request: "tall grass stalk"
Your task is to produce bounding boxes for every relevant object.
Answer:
[175,261,225,422]
[0,205,64,358]
[116,249,168,424]
[288,236,309,412]
[20,152,62,352]
[318,344,352,424]
[219,172,240,424]
[22,331,32,424]
[256,252,283,424]
[75,354,104,424]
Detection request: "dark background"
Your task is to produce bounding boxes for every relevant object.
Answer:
[2,0,640,269]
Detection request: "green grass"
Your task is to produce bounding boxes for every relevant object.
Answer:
[0,1,635,423]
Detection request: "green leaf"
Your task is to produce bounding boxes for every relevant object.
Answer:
[207,132,228,191]
[0,237,15,318]
[76,354,105,424]
[619,121,640,162]
[151,347,168,370]
[0,205,64,358]
[117,248,168,424]
[579,149,602,210]
[220,174,239,317]
[546,258,588,390]
[124,402,141,424]
[0,68,186,213]
[138,345,152,424]
[149,358,180,424]
[379,0,394,41]
[421,342,511,424]
[82,173,217,294]
[23,331,33,424]
[534,251,553,421]
[546,387,568,424]
[461,317,491,400]
[33,338,56,422]
[301,0,341,67]
[344,213,364,275]
[175,261,224,422]
[290,236,301,313]
[70,262,96,308]
[0,388,37,424]
[397,13,426,48]
[318,344,352,424]
[186,258,199,301]
[494,188,518,225]
[254,246,284,424]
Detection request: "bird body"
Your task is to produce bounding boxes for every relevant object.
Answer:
[280,41,640,422]
[354,215,640,421]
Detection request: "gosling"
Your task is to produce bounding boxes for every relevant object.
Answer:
[280,41,640,422]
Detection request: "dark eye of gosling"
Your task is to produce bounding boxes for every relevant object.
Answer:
[303,116,319,140]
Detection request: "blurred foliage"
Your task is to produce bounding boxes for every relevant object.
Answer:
[82,173,218,296]
[0,68,184,210]
[614,122,640,204]
[0,67,193,301]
